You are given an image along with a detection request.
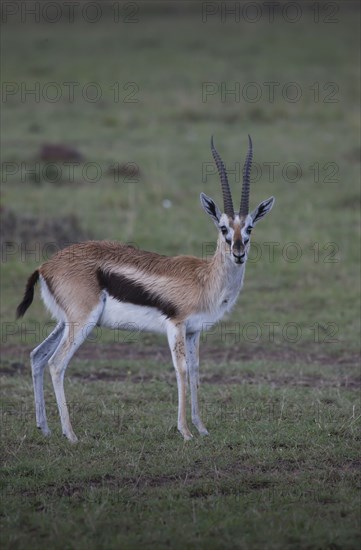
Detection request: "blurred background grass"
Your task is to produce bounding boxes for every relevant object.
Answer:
[1,1,360,357]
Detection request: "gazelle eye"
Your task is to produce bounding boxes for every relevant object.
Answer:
[220,226,228,235]
[246,227,252,235]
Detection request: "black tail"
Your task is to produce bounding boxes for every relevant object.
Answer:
[16,270,39,319]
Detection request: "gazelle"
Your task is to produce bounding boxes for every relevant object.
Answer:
[16,136,274,442]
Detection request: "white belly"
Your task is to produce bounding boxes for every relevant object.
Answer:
[185,310,225,334]
[98,292,235,336]
[99,294,168,334]
[185,291,239,333]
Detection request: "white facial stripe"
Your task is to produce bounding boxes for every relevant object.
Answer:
[218,214,233,242]
[241,214,254,239]
[219,213,229,226]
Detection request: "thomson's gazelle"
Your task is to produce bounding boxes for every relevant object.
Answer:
[17,136,274,442]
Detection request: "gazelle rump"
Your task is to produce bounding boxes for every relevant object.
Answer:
[16,136,274,442]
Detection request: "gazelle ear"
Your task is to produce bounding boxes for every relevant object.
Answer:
[200,193,222,224]
[250,196,275,225]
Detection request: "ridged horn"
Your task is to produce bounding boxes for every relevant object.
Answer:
[211,136,234,217]
[240,134,253,216]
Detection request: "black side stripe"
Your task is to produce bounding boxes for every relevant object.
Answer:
[96,269,178,319]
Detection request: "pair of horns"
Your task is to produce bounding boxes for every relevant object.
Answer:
[211,135,253,218]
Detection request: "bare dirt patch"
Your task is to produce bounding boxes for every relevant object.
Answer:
[0,208,90,253]
[75,342,360,370]
[3,341,358,367]
[1,343,360,389]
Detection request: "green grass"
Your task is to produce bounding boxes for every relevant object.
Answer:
[1,358,360,549]
[1,3,360,549]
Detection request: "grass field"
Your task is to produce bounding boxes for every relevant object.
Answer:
[1,2,360,549]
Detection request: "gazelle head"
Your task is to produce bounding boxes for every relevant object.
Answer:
[201,135,275,265]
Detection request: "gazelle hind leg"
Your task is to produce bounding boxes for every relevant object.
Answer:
[48,297,106,443]
[30,322,65,436]
[186,332,209,436]
[48,327,84,443]
[167,322,193,440]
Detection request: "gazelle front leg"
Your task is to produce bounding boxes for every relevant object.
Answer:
[186,331,209,436]
[167,322,193,440]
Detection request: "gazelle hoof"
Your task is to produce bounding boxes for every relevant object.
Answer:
[64,432,78,444]
[179,428,193,441]
[38,426,51,437]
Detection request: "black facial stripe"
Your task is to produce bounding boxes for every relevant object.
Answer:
[96,269,178,319]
